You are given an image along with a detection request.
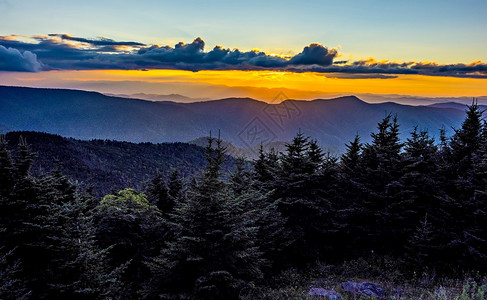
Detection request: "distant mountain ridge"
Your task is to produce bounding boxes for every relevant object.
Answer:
[104,92,209,103]
[427,102,487,111]
[0,86,469,153]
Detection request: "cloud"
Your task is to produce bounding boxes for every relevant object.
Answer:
[0,34,485,78]
[289,43,337,66]
[325,73,398,79]
[0,45,41,72]
[49,34,146,47]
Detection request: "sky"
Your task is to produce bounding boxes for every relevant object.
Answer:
[1,0,486,101]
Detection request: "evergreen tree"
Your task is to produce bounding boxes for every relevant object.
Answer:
[168,169,184,202]
[95,189,165,296]
[449,102,484,179]
[399,127,440,249]
[146,171,173,214]
[273,132,336,263]
[0,137,120,298]
[340,134,362,178]
[0,135,17,240]
[253,145,279,190]
[336,134,367,256]
[47,190,128,299]
[359,114,404,254]
[438,102,487,270]
[0,137,50,297]
[147,136,264,299]
[233,156,290,271]
[406,214,435,269]
[14,136,37,178]
[0,247,30,299]
[230,157,251,196]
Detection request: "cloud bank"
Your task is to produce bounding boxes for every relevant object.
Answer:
[0,34,485,78]
[0,45,41,72]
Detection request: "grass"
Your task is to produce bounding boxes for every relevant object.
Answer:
[240,256,487,299]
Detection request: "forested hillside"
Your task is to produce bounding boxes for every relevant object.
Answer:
[4,131,237,195]
[1,104,486,299]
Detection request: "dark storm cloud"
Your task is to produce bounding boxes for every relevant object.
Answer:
[0,34,485,78]
[0,45,41,72]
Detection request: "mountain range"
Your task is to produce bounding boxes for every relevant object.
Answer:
[0,85,472,154]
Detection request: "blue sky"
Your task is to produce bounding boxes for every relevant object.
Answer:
[1,0,486,63]
[1,0,486,99]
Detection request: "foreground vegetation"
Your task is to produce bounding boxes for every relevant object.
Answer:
[1,103,486,299]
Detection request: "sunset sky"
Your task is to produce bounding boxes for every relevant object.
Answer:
[1,0,486,101]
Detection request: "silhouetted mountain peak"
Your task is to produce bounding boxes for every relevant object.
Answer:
[0,86,467,153]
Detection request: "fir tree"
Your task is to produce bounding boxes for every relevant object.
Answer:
[438,102,487,270]
[449,102,484,178]
[406,214,435,269]
[340,134,362,178]
[146,171,173,213]
[230,157,251,196]
[168,169,184,201]
[359,114,404,254]
[95,189,165,296]
[273,132,335,263]
[0,247,30,299]
[336,134,367,256]
[253,145,279,190]
[398,127,440,249]
[147,136,264,299]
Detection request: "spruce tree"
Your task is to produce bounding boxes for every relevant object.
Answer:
[273,132,336,263]
[232,156,290,271]
[168,169,184,201]
[399,127,440,251]
[359,114,404,254]
[340,134,362,178]
[95,188,165,296]
[147,136,264,299]
[146,171,173,214]
[0,247,30,299]
[230,157,251,196]
[438,102,487,270]
[337,134,367,256]
[44,187,128,299]
[406,214,435,269]
[253,145,279,190]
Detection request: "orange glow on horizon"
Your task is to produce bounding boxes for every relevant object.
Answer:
[1,69,486,102]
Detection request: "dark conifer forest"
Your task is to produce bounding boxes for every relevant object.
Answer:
[1,104,487,299]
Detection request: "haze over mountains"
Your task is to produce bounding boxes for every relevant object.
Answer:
[0,86,472,154]
[104,92,487,106]
[104,92,210,103]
